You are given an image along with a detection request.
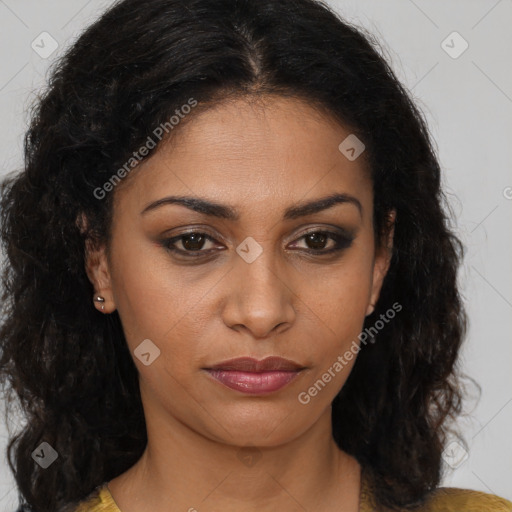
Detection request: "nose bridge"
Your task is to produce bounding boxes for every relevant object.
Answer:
[223,236,295,336]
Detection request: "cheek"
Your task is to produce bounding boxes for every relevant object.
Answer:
[297,262,373,404]
[298,252,374,401]
[311,254,374,336]
[109,234,219,370]
[108,231,179,344]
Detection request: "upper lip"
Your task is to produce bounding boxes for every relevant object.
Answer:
[205,356,305,372]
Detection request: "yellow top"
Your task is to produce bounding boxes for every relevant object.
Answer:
[74,473,512,512]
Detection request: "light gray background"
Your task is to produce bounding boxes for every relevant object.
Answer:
[0,0,511,509]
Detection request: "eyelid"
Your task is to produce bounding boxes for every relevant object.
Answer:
[289,224,356,241]
[162,224,355,245]
[286,229,355,253]
[160,224,356,258]
[161,225,228,244]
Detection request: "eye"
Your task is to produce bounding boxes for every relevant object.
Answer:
[160,228,354,259]
[288,230,354,254]
[161,232,220,255]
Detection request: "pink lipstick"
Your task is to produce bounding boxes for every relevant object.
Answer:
[204,356,305,394]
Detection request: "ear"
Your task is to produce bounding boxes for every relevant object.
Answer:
[79,214,116,314]
[366,209,396,316]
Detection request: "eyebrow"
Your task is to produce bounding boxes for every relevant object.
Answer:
[140,192,363,220]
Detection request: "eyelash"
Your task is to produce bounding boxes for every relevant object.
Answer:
[160,229,354,258]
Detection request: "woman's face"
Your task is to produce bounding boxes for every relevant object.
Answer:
[87,95,392,447]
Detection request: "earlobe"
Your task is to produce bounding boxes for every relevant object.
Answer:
[85,238,116,314]
[79,212,116,314]
[365,303,375,317]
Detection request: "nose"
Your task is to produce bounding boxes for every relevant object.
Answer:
[221,247,296,339]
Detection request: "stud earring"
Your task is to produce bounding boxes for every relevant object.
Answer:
[94,295,105,311]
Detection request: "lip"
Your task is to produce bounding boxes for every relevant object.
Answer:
[205,356,305,372]
[203,356,306,395]
[205,369,302,394]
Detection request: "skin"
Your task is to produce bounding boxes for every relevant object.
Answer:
[86,95,394,512]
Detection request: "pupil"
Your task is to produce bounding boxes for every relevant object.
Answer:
[306,233,327,249]
[183,234,205,250]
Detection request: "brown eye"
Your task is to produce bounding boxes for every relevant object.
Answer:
[161,229,354,260]
[161,232,218,255]
[290,230,354,254]
[180,233,207,251]
[304,232,329,250]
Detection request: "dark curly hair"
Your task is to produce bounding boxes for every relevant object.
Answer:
[0,0,470,510]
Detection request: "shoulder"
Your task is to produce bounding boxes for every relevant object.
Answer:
[417,486,512,512]
[72,484,120,512]
[360,472,512,512]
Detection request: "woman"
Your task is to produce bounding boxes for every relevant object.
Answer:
[0,0,510,511]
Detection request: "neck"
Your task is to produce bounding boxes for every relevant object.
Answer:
[108,400,361,512]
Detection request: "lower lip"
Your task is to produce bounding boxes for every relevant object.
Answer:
[205,369,302,394]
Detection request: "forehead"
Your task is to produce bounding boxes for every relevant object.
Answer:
[114,95,372,217]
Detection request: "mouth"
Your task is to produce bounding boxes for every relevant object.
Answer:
[203,356,306,395]
[205,356,305,372]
